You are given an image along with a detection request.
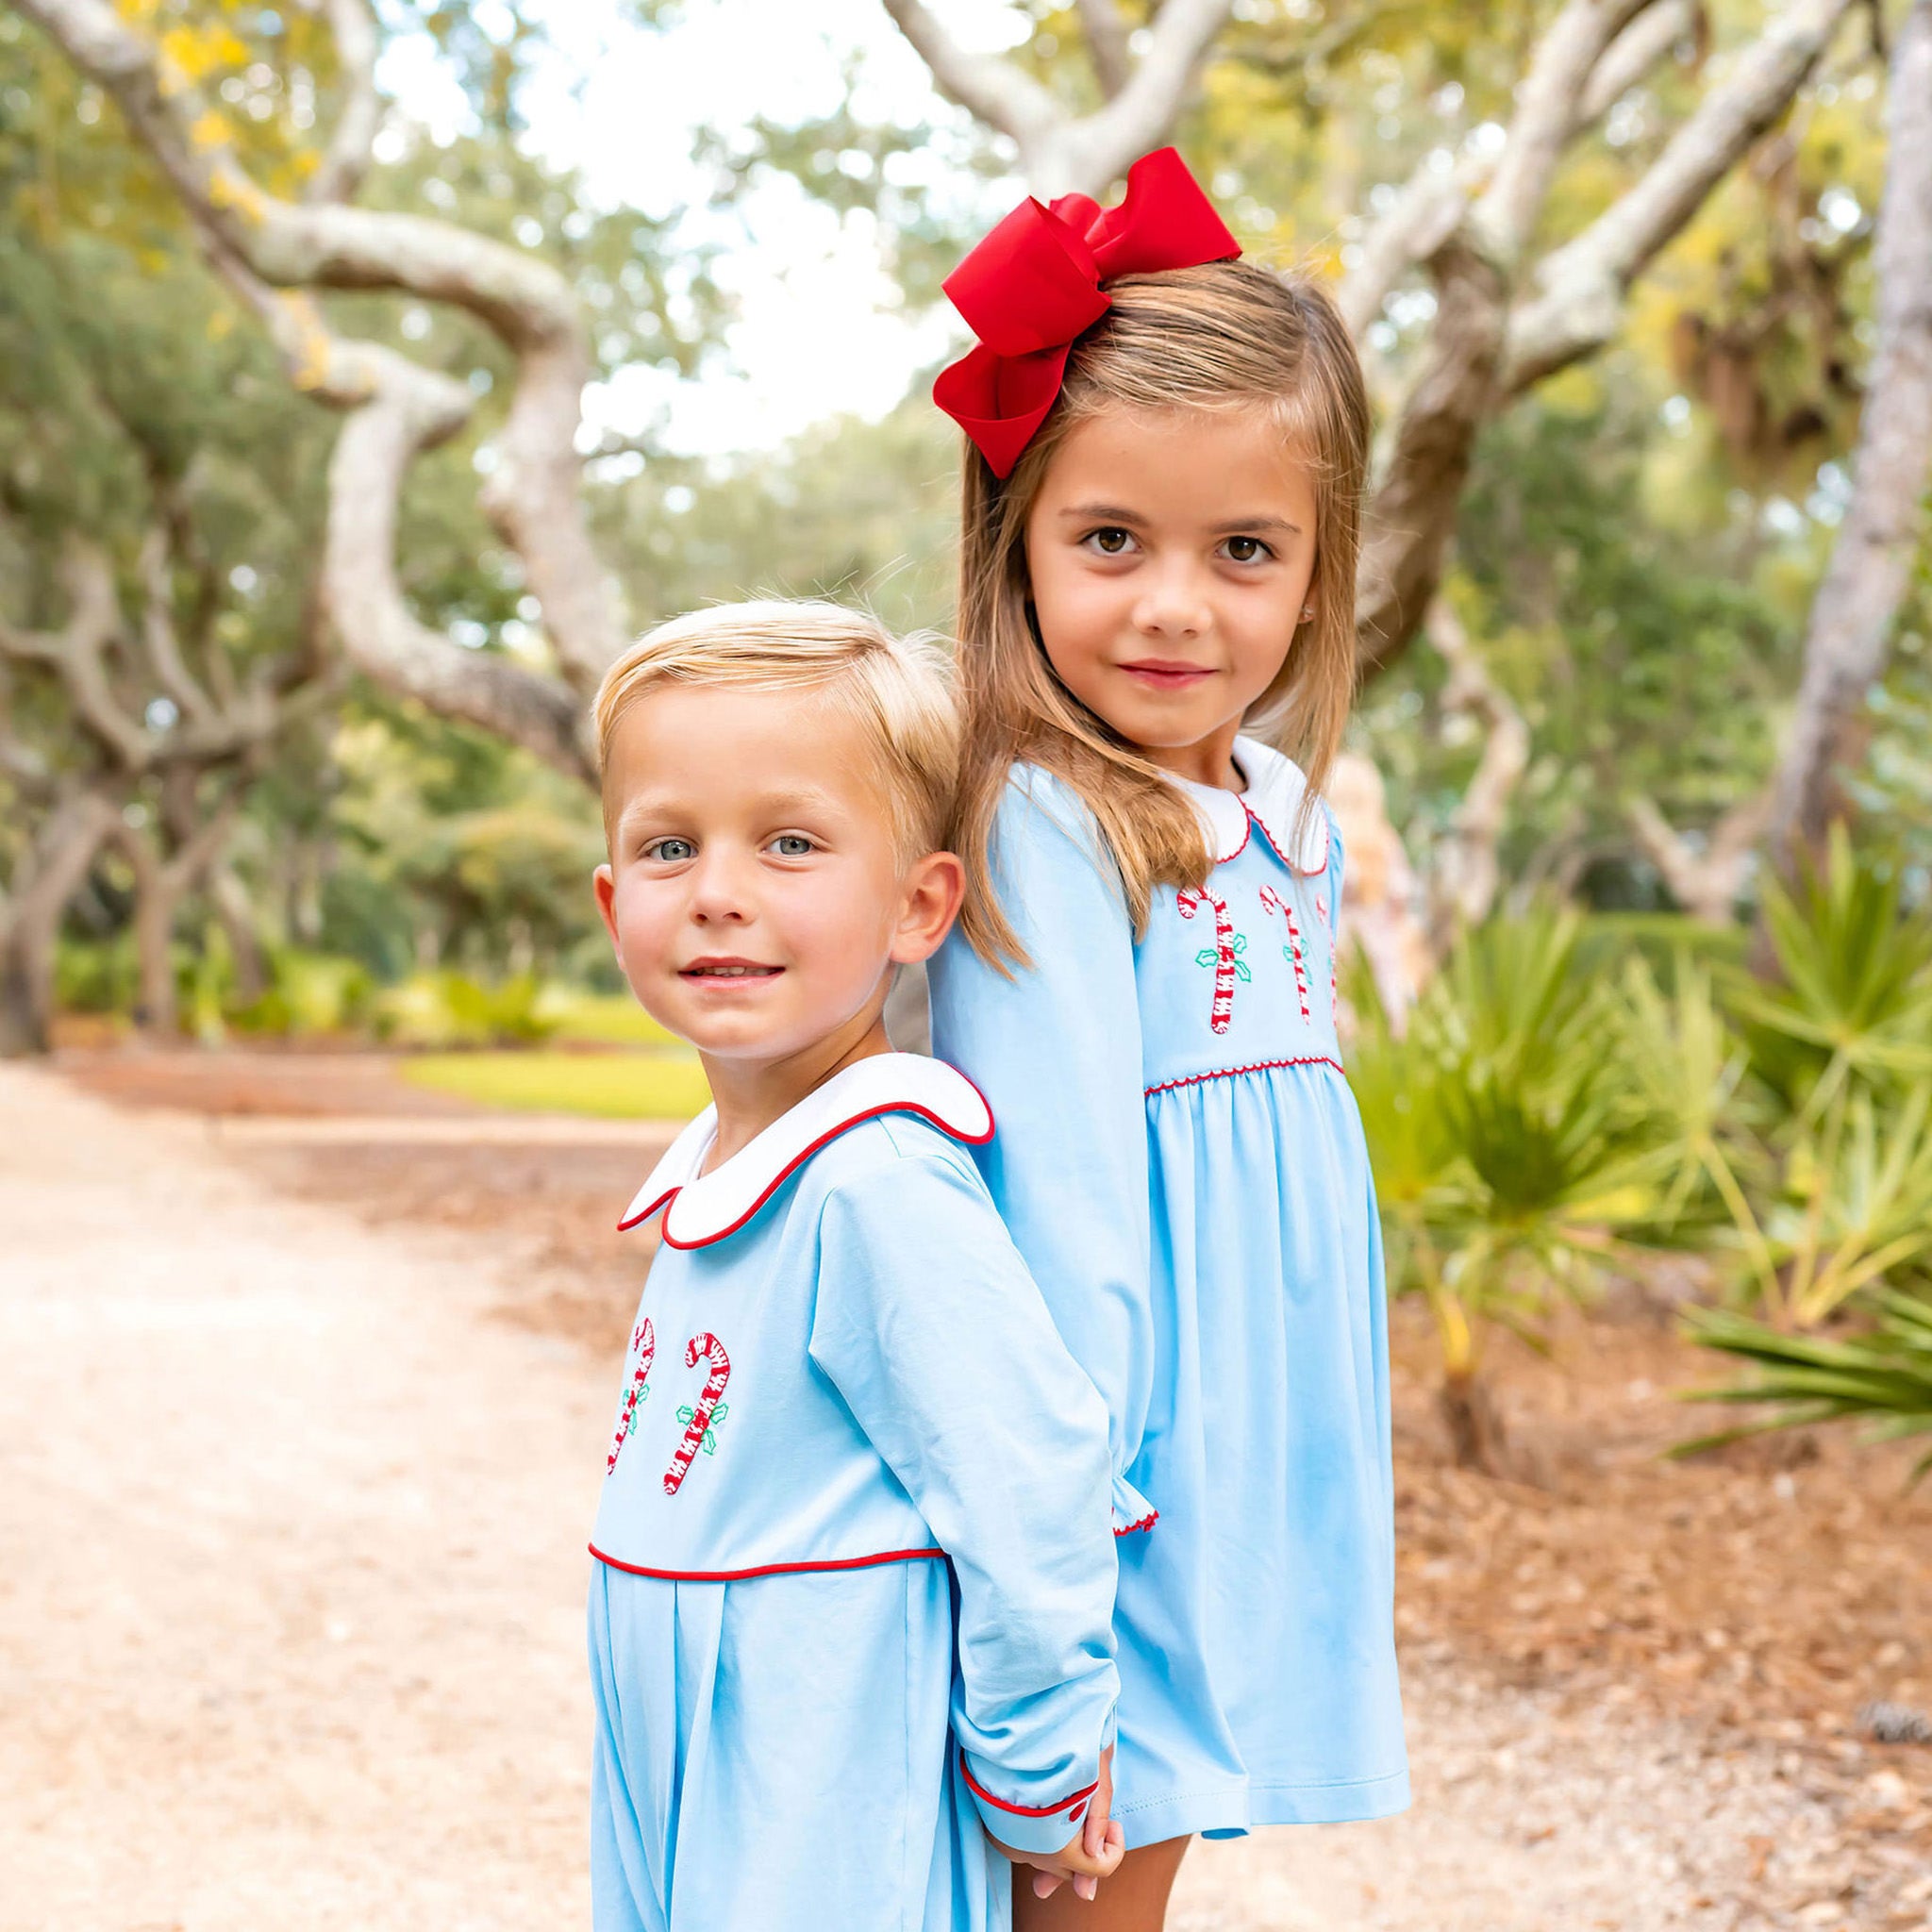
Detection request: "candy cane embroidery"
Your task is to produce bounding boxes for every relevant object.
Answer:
[663,1332,732,1496]
[1176,886,1248,1034]
[1258,886,1311,1022]
[606,1318,656,1474]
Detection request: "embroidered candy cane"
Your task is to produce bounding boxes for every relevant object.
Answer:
[1176,886,1239,1034]
[1258,886,1311,1022]
[662,1332,731,1496]
[606,1318,656,1474]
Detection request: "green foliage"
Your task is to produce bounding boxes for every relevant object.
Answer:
[231,951,375,1040]
[373,970,561,1049]
[1680,1291,1932,1483]
[1352,905,1668,1381]
[1724,826,1932,1121]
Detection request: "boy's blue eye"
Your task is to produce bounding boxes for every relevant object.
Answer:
[771,834,814,858]
[649,837,695,862]
[1223,535,1272,563]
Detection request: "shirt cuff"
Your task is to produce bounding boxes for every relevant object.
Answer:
[958,1749,1099,1857]
[1111,1471,1158,1536]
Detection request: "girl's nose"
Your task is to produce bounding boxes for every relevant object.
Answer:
[1132,562,1212,640]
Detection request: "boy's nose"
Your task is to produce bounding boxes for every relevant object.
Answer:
[687,852,755,924]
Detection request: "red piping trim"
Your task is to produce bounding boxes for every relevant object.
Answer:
[958,1750,1100,1820]
[1114,1510,1158,1535]
[1145,1055,1343,1097]
[616,1186,678,1234]
[590,1541,944,1582]
[1246,802,1328,877]
[616,1076,997,1239]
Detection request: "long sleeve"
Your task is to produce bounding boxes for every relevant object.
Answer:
[808,1147,1120,1856]
[928,769,1158,1534]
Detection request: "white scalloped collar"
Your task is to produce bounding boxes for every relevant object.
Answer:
[618,1053,994,1250]
[1171,736,1329,874]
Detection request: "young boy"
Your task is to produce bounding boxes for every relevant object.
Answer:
[586,601,1124,1931]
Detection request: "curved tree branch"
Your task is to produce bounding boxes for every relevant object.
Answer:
[1075,0,1133,102]
[17,0,627,718]
[1505,0,1854,390]
[302,0,382,208]
[881,0,1235,197]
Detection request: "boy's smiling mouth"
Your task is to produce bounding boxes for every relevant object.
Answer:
[679,956,784,981]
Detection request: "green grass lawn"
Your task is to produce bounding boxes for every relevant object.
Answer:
[535,990,682,1048]
[400,1049,710,1120]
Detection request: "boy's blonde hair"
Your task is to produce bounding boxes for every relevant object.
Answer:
[593,600,960,859]
[953,258,1371,966]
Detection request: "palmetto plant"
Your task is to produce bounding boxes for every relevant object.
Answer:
[1681,1290,1932,1482]
[1351,906,1665,1470]
[1725,826,1932,1124]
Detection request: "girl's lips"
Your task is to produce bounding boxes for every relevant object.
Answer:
[1118,659,1215,690]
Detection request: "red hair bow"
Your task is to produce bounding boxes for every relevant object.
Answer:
[933,147,1241,479]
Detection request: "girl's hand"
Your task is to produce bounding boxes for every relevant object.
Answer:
[991,1746,1124,1902]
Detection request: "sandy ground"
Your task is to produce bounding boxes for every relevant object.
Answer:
[4,1059,1928,1931]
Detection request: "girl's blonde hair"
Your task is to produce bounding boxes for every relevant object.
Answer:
[593,599,960,860]
[954,258,1370,966]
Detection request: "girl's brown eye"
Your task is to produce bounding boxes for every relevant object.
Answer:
[1091,528,1129,555]
[1225,536,1266,563]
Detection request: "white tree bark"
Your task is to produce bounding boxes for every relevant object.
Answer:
[1766,0,1932,854]
[16,0,622,781]
[1424,598,1531,936]
[1624,790,1771,920]
[1359,0,1853,674]
[880,0,1236,197]
[0,785,122,1056]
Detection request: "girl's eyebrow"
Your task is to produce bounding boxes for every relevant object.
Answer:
[1058,501,1304,537]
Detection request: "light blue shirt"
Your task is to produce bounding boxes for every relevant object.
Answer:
[587,1055,1121,1931]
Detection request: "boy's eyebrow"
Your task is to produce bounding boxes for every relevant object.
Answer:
[612,785,850,834]
[1057,501,1304,536]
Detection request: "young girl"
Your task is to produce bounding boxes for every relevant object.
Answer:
[927,150,1408,1927]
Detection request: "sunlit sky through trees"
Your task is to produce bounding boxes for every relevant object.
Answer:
[376,0,1023,455]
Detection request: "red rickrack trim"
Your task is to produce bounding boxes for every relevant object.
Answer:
[958,1750,1101,1820]
[1245,802,1328,877]
[589,1541,944,1582]
[1144,1055,1344,1097]
[1114,1509,1158,1536]
[1210,810,1252,867]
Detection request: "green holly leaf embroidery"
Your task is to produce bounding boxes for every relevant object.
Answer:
[1235,960,1252,982]
[675,1400,730,1455]
[1193,947,1218,969]
[1231,933,1248,953]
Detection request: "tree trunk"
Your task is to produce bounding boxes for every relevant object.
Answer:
[1440,1366,1510,1475]
[1765,0,1932,860]
[209,864,269,1004]
[0,790,121,1057]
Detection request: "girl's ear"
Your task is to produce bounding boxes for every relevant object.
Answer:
[891,850,967,964]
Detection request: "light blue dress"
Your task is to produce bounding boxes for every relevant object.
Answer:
[929,738,1408,1848]
[587,1054,1120,1932]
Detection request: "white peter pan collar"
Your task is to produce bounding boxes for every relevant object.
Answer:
[618,1052,993,1250]
[1169,735,1329,874]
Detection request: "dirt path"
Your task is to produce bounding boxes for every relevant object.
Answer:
[1,1063,1923,1931]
